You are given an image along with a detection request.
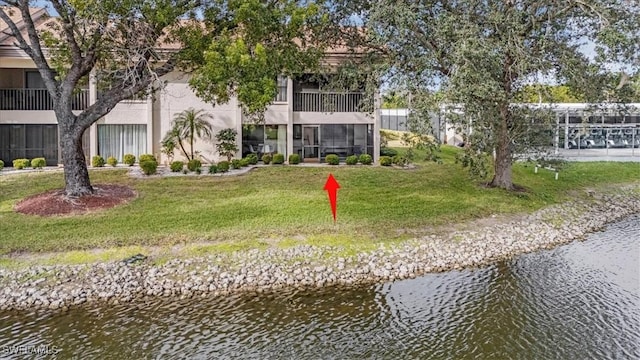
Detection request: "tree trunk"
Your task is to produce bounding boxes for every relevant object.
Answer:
[491,137,513,189]
[60,128,93,197]
[490,106,514,190]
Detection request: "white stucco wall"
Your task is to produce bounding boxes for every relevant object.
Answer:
[156,72,241,163]
[263,103,289,124]
[0,110,57,123]
[100,101,149,124]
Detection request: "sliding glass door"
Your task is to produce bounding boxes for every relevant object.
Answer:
[302,125,320,161]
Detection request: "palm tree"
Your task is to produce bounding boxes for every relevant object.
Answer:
[169,108,213,161]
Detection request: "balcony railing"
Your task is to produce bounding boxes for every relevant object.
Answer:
[293,92,366,112]
[0,88,89,111]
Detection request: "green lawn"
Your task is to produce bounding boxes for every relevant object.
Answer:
[0,146,638,259]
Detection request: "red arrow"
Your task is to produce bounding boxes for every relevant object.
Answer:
[323,173,340,223]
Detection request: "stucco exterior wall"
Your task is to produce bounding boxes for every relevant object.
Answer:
[156,72,240,163]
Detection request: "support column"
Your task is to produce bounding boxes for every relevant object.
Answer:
[88,71,98,160]
[146,94,154,160]
[564,111,569,149]
[554,113,559,155]
[287,76,294,161]
[373,90,381,164]
[235,99,243,160]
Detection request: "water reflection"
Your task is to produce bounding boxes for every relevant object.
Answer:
[1,216,638,359]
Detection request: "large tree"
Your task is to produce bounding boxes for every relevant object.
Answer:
[332,0,639,189]
[0,0,326,196]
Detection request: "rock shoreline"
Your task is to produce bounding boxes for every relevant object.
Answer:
[1,186,639,312]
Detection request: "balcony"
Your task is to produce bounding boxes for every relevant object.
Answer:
[0,88,89,111]
[293,92,366,112]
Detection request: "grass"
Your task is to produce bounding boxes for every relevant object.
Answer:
[0,145,638,266]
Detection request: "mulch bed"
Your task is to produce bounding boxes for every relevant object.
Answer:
[14,184,137,216]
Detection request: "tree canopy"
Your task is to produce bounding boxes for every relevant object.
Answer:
[331,0,639,189]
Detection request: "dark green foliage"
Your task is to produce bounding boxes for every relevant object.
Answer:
[231,159,242,169]
[187,159,202,172]
[358,154,373,165]
[272,153,285,164]
[288,154,300,165]
[123,154,136,166]
[262,154,272,164]
[106,156,118,167]
[392,155,408,167]
[12,159,30,169]
[140,160,158,175]
[246,153,259,165]
[380,147,398,157]
[188,1,328,120]
[325,154,340,165]
[217,161,230,173]
[31,158,46,169]
[216,128,238,162]
[92,155,105,167]
[139,154,156,163]
[240,158,250,167]
[0,160,3,170]
[170,161,185,172]
[380,156,393,166]
[208,164,218,174]
[345,155,358,165]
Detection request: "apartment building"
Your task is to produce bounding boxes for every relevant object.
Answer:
[0,7,380,167]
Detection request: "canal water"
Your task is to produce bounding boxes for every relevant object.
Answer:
[1,215,639,359]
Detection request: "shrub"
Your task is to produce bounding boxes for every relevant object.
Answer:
[123,154,136,166]
[345,155,358,165]
[12,158,30,169]
[216,128,238,162]
[195,167,202,175]
[139,154,156,163]
[272,153,285,164]
[262,154,272,164]
[217,161,230,173]
[380,147,398,157]
[187,159,202,172]
[0,159,3,170]
[380,156,393,166]
[325,154,340,165]
[31,157,46,169]
[240,158,250,167]
[288,153,300,165]
[170,161,184,172]
[208,164,218,174]
[139,159,158,175]
[231,159,242,169]
[358,154,373,165]
[106,156,118,167]
[392,155,408,166]
[92,155,105,167]
[245,153,259,165]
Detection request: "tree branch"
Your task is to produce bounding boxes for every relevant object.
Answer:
[14,0,58,95]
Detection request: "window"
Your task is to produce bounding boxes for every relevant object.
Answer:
[319,124,372,159]
[25,71,46,88]
[0,124,58,166]
[242,125,287,157]
[98,125,147,162]
[276,75,288,102]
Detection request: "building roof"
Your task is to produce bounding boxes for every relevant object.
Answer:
[0,6,53,46]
